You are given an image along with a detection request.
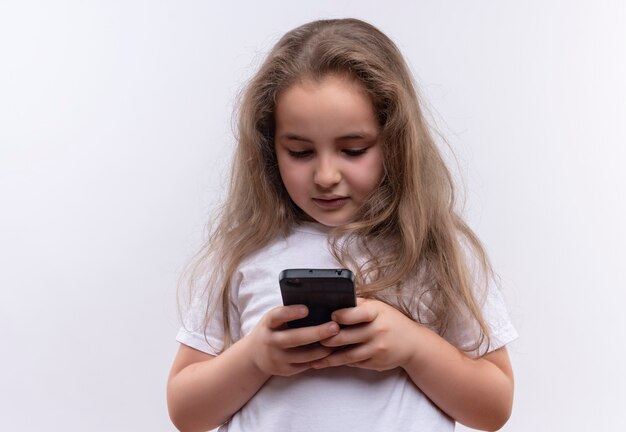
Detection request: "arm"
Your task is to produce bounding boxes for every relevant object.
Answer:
[403,329,513,430]
[167,305,340,432]
[315,299,514,431]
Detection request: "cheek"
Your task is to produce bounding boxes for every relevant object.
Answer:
[277,159,306,195]
[355,153,384,192]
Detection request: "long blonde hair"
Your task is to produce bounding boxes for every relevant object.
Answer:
[181,18,493,354]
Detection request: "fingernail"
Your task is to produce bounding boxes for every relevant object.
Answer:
[328,322,339,334]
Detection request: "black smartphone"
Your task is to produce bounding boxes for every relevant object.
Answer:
[279,268,356,328]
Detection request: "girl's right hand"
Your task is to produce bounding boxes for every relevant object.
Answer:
[247,305,340,377]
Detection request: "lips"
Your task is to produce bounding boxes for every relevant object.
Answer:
[312,196,349,209]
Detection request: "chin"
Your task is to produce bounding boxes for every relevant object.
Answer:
[311,216,352,228]
[300,207,356,228]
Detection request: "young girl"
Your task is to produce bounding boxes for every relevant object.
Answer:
[167,18,517,432]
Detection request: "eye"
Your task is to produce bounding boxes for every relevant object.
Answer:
[342,148,368,157]
[288,149,313,159]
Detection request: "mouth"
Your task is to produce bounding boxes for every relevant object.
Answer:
[312,196,349,209]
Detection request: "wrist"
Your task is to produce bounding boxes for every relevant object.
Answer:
[234,333,272,380]
[402,322,435,371]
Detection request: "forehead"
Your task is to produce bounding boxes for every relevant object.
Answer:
[277,73,371,106]
[274,74,379,136]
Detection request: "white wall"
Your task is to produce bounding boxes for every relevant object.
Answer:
[1,1,625,430]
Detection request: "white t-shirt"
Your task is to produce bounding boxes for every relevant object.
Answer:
[177,223,518,431]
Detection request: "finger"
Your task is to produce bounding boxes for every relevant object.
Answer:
[311,344,370,369]
[284,344,335,364]
[266,305,308,329]
[331,297,367,319]
[274,362,313,377]
[331,302,378,326]
[275,321,340,349]
[319,323,370,347]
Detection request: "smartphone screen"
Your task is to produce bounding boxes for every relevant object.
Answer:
[279,268,356,328]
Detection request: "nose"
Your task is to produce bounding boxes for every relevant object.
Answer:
[313,155,341,188]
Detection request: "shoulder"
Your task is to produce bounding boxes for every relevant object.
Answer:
[448,232,519,355]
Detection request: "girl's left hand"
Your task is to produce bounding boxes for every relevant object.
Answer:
[313,298,424,371]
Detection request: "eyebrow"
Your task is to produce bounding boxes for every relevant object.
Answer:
[278,132,375,142]
[279,133,311,143]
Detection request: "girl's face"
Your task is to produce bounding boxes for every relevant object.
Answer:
[274,74,384,227]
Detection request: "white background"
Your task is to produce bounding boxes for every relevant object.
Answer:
[1,1,625,431]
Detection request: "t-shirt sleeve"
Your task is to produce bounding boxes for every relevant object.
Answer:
[175,270,242,356]
[444,246,518,357]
